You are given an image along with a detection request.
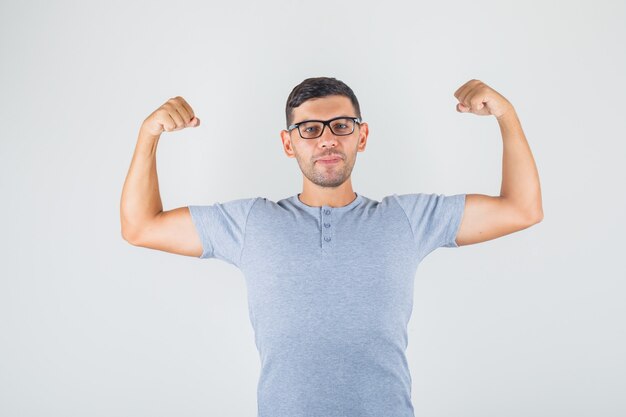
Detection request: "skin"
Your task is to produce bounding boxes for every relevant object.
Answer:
[279,95,369,208]
[451,79,543,246]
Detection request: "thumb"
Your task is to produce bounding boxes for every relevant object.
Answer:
[456,103,470,113]
[189,117,201,127]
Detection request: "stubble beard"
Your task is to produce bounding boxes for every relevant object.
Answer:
[296,153,355,188]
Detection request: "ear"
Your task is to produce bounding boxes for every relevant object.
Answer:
[357,122,369,152]
[280,129,296,158]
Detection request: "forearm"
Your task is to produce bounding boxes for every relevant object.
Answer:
[496,108,543,221]
[120,127,164,241]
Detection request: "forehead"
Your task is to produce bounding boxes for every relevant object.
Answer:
[293,95,355,122]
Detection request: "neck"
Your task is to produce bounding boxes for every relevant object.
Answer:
[298,180,357,208]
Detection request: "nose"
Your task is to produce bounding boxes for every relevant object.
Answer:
[317,125,338,148]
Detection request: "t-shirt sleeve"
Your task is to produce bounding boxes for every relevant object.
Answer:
[392,192,466,261]
[187,197,259,267]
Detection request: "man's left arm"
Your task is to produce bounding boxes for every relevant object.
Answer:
[452,79,543,247]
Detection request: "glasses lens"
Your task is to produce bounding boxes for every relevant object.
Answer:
[299,121,324,138]
[330,118,355,136]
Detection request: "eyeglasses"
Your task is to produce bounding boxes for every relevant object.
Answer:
[287,116,362,139]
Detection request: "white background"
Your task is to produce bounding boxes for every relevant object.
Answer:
[1,1,625,416]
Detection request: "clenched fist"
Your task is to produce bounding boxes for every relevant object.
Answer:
[141,96,201,136]
[454,79,514,119]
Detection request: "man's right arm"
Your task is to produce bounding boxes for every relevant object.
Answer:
[119,97,202,257]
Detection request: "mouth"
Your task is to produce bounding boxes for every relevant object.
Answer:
[316,155,343,164]
[316,158,341,165]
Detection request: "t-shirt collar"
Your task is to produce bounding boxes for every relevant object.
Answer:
[291,192,364,213]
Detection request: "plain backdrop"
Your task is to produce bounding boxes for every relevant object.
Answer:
[1,1,625,416]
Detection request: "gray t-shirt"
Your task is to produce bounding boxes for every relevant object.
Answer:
[188,191,465,417]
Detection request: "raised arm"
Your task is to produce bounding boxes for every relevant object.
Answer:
[120,96,203,257]
[452,79,543,247]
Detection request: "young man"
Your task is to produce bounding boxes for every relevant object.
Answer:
[120,76,543,417]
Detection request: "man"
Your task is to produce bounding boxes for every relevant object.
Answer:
[120,76,543,417]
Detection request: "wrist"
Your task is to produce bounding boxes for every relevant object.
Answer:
[136,127,161,157]
[139,119,163,138]
[138,125,161,142]
[495,105,517,123]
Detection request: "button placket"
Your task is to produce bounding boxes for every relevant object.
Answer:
[322,207,332,246]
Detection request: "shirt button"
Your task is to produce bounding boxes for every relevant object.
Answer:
[324,236,331,242]
[324,223,331,228]
[324,209,331,215]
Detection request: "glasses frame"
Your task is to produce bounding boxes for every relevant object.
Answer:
[287,116,362,139]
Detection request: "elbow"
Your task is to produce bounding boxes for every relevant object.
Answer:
[120,215,145,245]
[520,197,543,225]
[512,201,543,226]
[527,207,544,225]
[121,228,138,245]
[120,212,160,246]
[121,222,142,246]
[507,206,543,227]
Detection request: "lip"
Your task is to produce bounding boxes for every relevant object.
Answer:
[316,156,343,163]
[317,159,341,165]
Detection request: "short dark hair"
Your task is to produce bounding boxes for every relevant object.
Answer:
[285,76,362,129]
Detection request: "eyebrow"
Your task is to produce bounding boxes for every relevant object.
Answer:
[294,115,356,124]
